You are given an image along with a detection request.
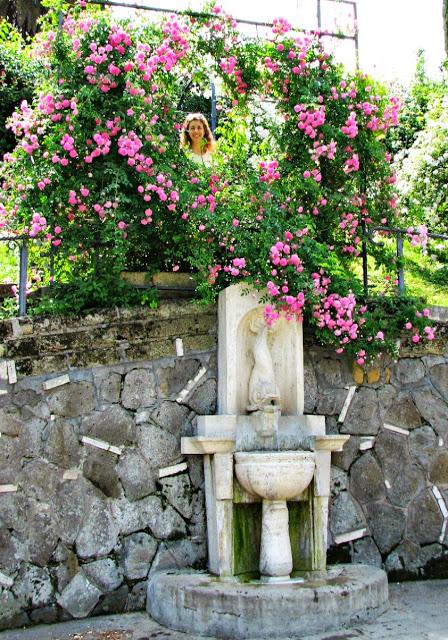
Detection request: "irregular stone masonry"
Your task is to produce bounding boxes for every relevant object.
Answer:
[0,303,447,630]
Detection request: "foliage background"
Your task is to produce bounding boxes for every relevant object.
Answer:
[0,1,440,361]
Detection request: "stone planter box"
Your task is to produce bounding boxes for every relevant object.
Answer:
[120,271,197,298]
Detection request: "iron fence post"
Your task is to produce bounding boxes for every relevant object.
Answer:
[396,234,405,294]
[18,239,28,316]
[211,81,217,135]
[361,219,368,297]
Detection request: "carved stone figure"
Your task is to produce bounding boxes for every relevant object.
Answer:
[247,313,280,412]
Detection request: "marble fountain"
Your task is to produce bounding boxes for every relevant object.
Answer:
[147,285,388,638]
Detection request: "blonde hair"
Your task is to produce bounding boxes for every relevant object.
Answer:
[180,113,216,153]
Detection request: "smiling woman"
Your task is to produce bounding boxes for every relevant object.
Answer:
[180,112,216,166]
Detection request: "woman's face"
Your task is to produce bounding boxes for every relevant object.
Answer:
[187,119,205,143]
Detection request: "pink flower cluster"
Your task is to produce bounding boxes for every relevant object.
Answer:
[272,17,292,35]
[269,237,304,274]
[310,138,337,161]
[341,112,358,138]
[219,56,237,74]
[118,131,143,158]
[407,224,428,251]
[343,152,359,173]
[404,310,435,343]
[295,104,326,139]
[313,290,363,346]
[28,212,47,237]
[259,160,280,183]
[223,257,247,277]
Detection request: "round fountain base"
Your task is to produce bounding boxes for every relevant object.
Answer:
[147,564,388,639]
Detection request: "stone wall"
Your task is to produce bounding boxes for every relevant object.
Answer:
[304,334,448,581]
[0,303,216,630]
[0,302,447,630]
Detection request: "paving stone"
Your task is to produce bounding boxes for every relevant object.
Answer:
[377,384,397,421]
[303,357,317,412]
[352,536,382,568]
[330,466,348,497]
[428,362,448,401]
[12,565,54,608]
[126,580,147,612]
[117,449,157,502]
[43,418,80,468]
[97,371,122,404]
[25,504,59,567]
[417,544,447,578]
[151,401,190,436]
[56,572,102,618]
[82,558,123,593]
[185,378,216,415]
[374,429,410,481]
[92,585,129,615]
[408,489,445,545]
[110,498,141,536]
[393,358,426,385]
[134,495,187,540]
[386,464,426,508]
[156,358,201,397]
[329,491,366,537]
[0,407,22,436]
[83,448,121,499]
[188,492,206,539]
[137,423,181,468]
[384,539,421,579]
[119,532,158,580]
[341,387,381,435]
[316,388,347,416]
[122,368,156,410]
[80,405,136,446]
[51,564,72,594]
[75,497,119,559]
[47,381,95,418]
[186,455,204,490]
[332,435,361,472]
[148,539,207,576]
[12,389,41,409]
[365,502,406,554]
[0,493,31,535]
[0,437,22,484]
[412,387,448,437]
[384,393,422,430]
[160,473,194,519]
[314,357,343,387]
[29,605,58,625]
[17,417,46,458]
[349,452,386,504]
[54,478,98,545]
[429,450,448,484]
[0,530,23,573]
[0,590,29,631]
[409,425,439,470]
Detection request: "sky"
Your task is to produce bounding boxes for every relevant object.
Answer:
[113,0,446,83]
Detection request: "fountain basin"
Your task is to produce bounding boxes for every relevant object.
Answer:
[234,451,315,500]
[147,564,389,639]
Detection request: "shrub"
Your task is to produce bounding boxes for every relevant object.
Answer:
[0,1,435,360]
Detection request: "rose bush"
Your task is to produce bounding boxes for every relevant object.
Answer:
[0,0,435,361]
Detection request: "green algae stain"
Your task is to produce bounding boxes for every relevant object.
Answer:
[232,503,262,575]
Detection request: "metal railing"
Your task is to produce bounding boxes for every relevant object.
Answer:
[0,236,28,316]
[362,226,448,297]
[2,226,447,316]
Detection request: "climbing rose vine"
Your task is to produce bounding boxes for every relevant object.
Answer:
[0,1,434,361]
